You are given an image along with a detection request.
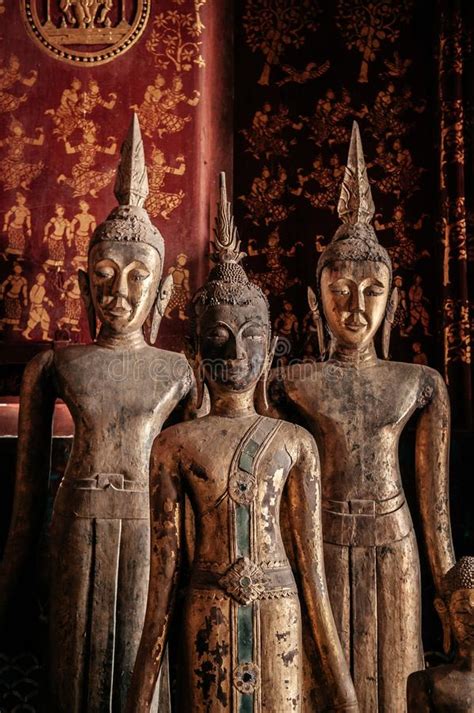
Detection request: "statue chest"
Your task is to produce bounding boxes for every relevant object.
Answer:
[184,418,292,523]
[54,353,176,427]
[291,367,418,438]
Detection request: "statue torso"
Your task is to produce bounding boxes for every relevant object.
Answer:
[280,359,434,502]
[52,343,191,485]
[165,416,299,569]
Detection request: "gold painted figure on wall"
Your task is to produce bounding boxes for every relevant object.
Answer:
[2,192,31,259]
[0,262,27,332]
[0,118,44,192]
[264,122,455,712]
[126,174,358,713]
[0,116,192,713]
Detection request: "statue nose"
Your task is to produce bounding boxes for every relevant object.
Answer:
[350,289,365,313]
[112,272,128,299]
[225,334,246,360]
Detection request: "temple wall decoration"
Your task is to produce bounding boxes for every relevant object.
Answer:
[233,0,473,428]
[0,0,232,368]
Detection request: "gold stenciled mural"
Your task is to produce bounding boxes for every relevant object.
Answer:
[0,0,208,353]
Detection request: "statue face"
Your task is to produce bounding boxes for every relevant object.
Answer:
[198,303,270,393]
[88,241,161,334]
[321,259,390,350]
[449,590,474,649]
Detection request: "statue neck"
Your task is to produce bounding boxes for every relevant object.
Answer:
[457,646,474,670]
[96,325,147,350]
[329,340,378,368]
[208,385,257,418]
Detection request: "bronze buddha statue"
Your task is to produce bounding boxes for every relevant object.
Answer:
[264,122,455,711]
[126,174,358,712]
[0,116,192,712]
[408,556,474,711]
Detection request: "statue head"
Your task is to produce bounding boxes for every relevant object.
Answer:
[79,114,170,343]
[191,173,273,407]
[315,122,393,357]
[435,557,474,656]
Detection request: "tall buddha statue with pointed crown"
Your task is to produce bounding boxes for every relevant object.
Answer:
[264,122,455,711]
[0,115,193,713]
[126,173,358,713]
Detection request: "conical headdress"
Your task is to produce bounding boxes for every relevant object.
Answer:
[89,114,164,260]
[317,121,391,282]
[193,172,269,316]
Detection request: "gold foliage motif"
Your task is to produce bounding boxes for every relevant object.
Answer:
[243,0,320,86]
[335,0,413,83]
[146,2,206,72]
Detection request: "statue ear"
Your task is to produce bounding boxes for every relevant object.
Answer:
[307,286,327,360]
[256,335,278,412]
[149,274,173,344]
[78,268,97,341]
[434,597,452,655]
[382,285,399,360]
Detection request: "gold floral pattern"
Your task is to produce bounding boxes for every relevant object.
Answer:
[219,558,270,605]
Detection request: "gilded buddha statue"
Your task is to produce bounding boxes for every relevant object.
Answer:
[0,116,192,712]
[126,174,358,713]
[264,122,455,711]
[408,556,474,712]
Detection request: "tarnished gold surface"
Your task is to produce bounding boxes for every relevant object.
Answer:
[21,1,150,66]
[264,123,455,712]
[127,174,358,712]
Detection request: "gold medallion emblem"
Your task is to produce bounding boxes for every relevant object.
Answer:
[21,1,150,66]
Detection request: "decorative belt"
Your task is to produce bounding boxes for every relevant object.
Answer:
[190,557,297,605]
[322,492,413,547]
[53,473,149,520]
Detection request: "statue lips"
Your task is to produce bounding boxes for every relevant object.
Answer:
[344,312,368,332]
[102,296,133,320]
[223,359,250,378]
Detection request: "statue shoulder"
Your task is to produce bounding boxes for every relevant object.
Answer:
[416,364,447,409]
[378,360,446,408]
[23,348,55,381]
[407,667,433,707]
[150,347,193,391]
[275,419,319,465]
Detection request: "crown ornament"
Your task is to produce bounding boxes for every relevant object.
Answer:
[89,114,164,260]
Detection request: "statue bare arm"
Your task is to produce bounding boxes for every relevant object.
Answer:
[415,368,455,592]
[285,427,359,712]
[126,432,183,712]
[0,350,56,620]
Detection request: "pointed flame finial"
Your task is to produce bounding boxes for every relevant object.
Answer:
[212,172,244,263]
[337,121,375,225]
[114,113,149,207]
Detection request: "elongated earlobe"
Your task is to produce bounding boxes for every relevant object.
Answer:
[149,274,173,344]
[78,269,97,341]
[307,286,327,360]
[434,597,452,655]
[382,286,399,360]
[256,335,278,412]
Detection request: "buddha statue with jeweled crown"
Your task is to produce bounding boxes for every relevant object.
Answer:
[408,556,474,711]
[126,173,358,713]
[0,115,193,713]
[263,122,455,712]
